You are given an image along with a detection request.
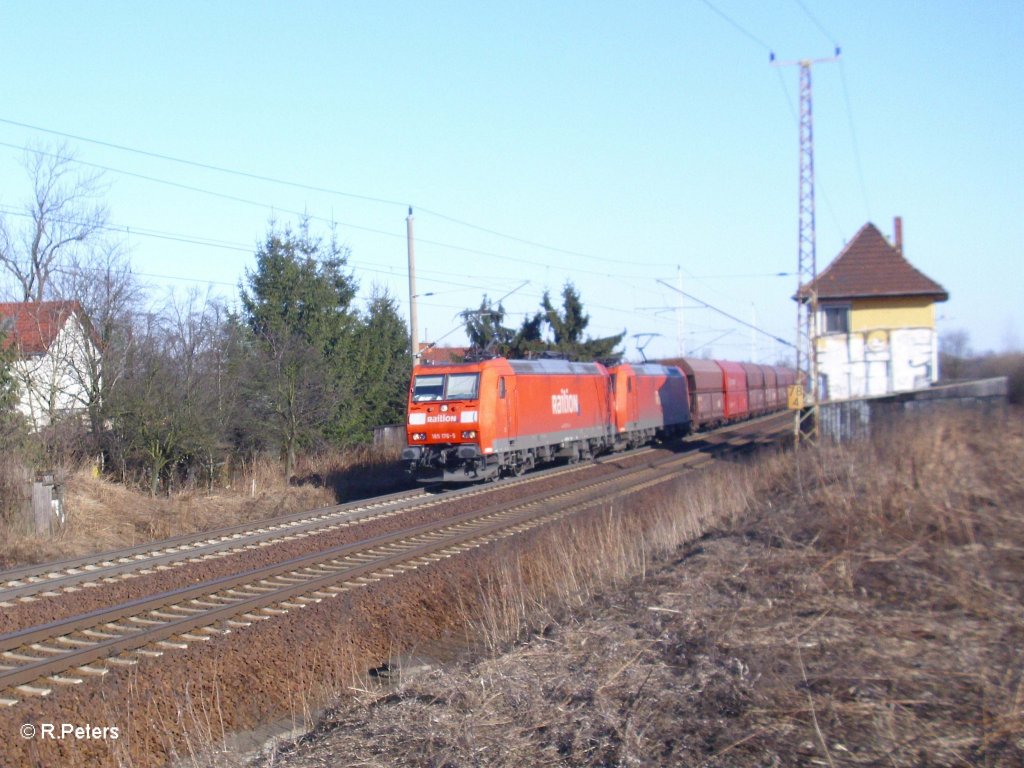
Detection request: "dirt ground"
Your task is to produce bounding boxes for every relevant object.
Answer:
[259,412,1024,767]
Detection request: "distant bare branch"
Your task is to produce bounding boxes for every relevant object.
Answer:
[0,143,109,302]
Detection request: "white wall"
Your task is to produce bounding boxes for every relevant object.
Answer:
[12,317,100,430]
[816,327,937,402]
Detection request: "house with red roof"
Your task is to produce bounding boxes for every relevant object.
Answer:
[797,218,948,400]
[0,301,100,430]
[416,344,468,364]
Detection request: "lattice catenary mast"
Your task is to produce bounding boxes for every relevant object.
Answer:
[773,48,840,443]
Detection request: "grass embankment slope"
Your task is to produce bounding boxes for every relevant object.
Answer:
[266,410,1023,767]
[0,447,406,569]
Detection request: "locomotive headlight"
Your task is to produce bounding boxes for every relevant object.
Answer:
[412,432,426,441]
[461,430,477,439]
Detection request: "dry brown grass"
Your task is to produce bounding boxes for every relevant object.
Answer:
[0,446,408,570]
[292,444,407,499]
[263,409,1024,767]
[459,456,777,657]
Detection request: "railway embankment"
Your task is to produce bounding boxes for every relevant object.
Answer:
[0,420,784,767]
[258,408,1024,767]
[2,409,1020,766]
[0,447,413,573]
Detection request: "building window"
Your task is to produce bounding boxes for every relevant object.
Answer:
[821,306,849,334]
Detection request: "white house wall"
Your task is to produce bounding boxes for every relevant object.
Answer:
[816,327,937,401]
[12,318,99,430]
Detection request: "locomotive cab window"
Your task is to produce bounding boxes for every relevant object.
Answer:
[412,375,445,402]
[446,373,480,400]
[413,373,480,402]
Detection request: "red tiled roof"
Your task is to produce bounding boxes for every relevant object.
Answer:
[797,222,948,302]
[0,301,85,355]
[417,345,468,364]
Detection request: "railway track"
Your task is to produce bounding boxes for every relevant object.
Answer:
[0,488,425,604]
[0,411,791,707]
[0,450,652,605]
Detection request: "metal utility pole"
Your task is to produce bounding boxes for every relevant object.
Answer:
[773,48,839,443]
[676,266,686,357]
[406,206,419,363]
[794,60,820,443]
[751,303,757,362]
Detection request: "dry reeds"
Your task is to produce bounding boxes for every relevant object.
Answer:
[274,409,1023,767]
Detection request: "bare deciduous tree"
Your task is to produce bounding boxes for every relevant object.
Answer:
[0,143,108,302]
[939,329,972,381]
[108,289,240,494]
[52,242,143,441]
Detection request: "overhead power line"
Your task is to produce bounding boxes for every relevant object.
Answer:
[0,117,409,210]
[838,61,872,221]
[0,201,694,337]
[0,203,524,296]
[655,278,794,349]
[0,115,667,269]
[698,0,868,236]
[697,0,774,52]
[793,0,837,45]
[788,1,870,223]
[0,139,408,242]
[789,1,871,221]
[0,161,676,287]
[0,106,804,346]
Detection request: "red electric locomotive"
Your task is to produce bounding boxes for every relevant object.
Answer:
[402,357,613,482]
[403,352,799,483]
[608,363,690,448]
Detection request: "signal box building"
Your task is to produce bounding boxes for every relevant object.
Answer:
[797,218,948,401]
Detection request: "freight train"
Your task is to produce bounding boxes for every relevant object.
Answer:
[401,355,797,483]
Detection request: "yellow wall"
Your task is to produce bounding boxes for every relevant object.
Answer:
[849,297,935,332]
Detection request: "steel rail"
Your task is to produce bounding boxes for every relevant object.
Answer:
[0,448,713,698]
[0,487,425,586]
[0,411,788,599]
[0,454,616,602]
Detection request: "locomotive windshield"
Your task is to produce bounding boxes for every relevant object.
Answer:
[412,375,445,402]
[446,373,479,400]
[412,373,480,402]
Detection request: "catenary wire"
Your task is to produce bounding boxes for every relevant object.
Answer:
[696,0,774,52]
[0,92,799,350]
[0,116,668,269]
[838,60,872,221]
[789,0,871,225]
[0,202,741,341]
[793,0,836,44]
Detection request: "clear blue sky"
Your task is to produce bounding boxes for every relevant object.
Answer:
[0,1,1020,362]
